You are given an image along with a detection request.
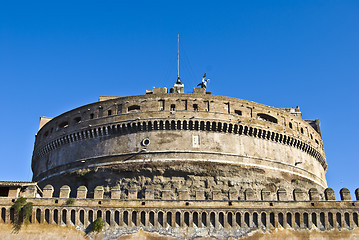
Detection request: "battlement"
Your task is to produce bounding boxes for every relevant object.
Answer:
[0,185,358,239]
[2,184,359,202]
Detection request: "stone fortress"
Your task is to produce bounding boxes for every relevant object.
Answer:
[0,80,358,239]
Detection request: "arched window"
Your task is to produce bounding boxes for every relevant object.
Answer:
[257,113,278,124]
[71,210,76,225]
[45,209,50,224]
[219,212,224,227]
[141,211,146,226]
[210,212,216,227]
[74,117,81,123]
[287,212,292,228]
[184,212,189,227]
[53,209,59,224]
[106,211,111,226]
[132,211,137,226]
[80,210,85,225]
[115,211,120,226]
[193,212,199,227]
[202,212,207,227]
[227,212,233,227]
[158,212,164,227]
[149,211,155,226]
[58,121,69,130]
[176,212,181,227]
[166,212,172,227]
[123,211,129,226]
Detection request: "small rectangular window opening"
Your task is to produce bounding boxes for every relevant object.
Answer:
[193,104,198,111]
[108,110,112,116]
[170,104,176,111]
[235,110,242,116]
[90,113,94,119]
[159,100,165,111]
[117,104,122,114]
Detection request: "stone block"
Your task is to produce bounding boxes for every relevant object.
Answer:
[24,186,37,198]
[212,190,222,200]
[128,188,137,200]
[111,186,121,199]
[277,188,288,201]
[340,188,351,201]
[162,190,172,200]
[178,189,189,200]
[293,189,306,201]
[193,88,206,94]
[76,186,88,199]
[8,187,20,198]
[42,185,54,198]
[309,188,321,201]
[244,189,257,201]
[145,189,154,200]
[94,186,104,199]
[228,190,238,201]
[196,190,205,200]
[324,188,336,200]
[153,87,167,94]
[261,189,272,201]
[59,185,71,198]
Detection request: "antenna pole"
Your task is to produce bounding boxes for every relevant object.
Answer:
[177,33,180,79]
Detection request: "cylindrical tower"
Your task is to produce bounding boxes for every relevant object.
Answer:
[32,87,327,198]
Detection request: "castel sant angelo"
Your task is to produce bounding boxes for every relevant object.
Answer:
[0,74,358,239]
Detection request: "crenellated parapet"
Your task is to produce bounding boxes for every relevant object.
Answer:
[4,185,359,202]
[0,185,358,239]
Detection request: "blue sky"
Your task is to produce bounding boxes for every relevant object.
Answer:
[0,1,358,198]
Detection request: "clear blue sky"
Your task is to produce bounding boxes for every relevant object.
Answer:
[0,1,358,198]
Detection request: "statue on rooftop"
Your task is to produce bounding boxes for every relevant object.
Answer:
[197,73,210,90]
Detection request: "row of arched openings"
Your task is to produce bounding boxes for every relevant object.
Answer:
[1,207,358,230]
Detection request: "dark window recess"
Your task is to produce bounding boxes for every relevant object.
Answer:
[300,128,304,134]
[193,104,198,111]
[159,100,165,111]
[289,122,293,129]
[58,121,69,129]
[74,117,81,123]
[108,110,112,116]
[0,187,9,197]
[128,105,140,112]
[117,105,122,114]
[44,131,49,137]
[257,113,278,124]
[170,104,176,111]
[235,110,242,116]
[90,113,94,119]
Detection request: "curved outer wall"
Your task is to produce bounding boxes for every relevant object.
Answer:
[32,92,327,197]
